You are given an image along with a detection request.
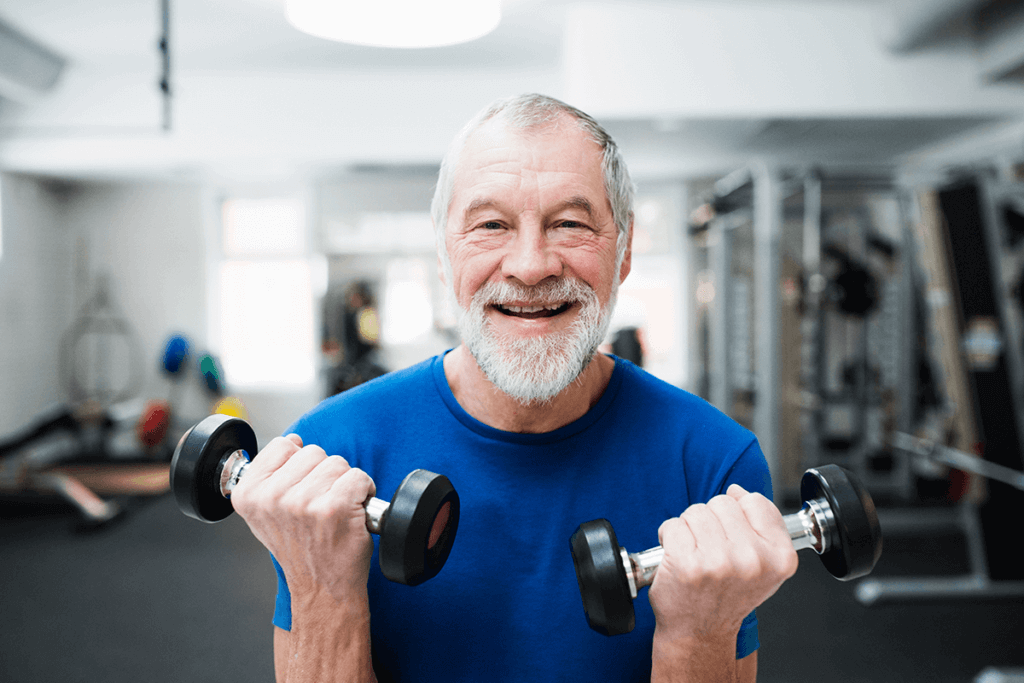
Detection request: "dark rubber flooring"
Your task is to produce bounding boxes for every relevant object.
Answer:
[2,494,1022,682]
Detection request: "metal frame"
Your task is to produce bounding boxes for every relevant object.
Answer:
[856,501,1024,605]
[753,164,782,483]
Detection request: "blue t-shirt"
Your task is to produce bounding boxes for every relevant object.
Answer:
[272,353,772,682]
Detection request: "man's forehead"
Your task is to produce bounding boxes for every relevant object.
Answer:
[473,113,599,156]
[452,116,606,197]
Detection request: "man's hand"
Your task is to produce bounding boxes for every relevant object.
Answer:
[230,435,378,682]
[230,434,376,606]
[648,485,798,680]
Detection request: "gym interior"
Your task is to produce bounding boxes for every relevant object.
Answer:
[2,1,1024,681]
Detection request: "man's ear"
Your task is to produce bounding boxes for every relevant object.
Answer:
[618,216,634,284]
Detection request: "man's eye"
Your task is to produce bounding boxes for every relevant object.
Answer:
[482,221,503,230]
[559,220,583,229]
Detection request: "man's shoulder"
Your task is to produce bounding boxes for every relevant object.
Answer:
[296,354,440,428]
[613,357,756,443]
[615,357,725,413]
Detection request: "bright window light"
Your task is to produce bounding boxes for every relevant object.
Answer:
[382,258,433,344]
[219,260,316,387]
[284,0,501,48]
[222,197,305,257]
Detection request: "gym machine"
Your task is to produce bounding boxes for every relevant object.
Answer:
[688,168,912,499]
[570,465,882,635]
[170,414,461,586]
[855,432,1024,606]
[799,174,915,500]
[854,172,1024,606]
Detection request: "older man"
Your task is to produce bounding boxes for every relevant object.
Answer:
[232,94,797,683]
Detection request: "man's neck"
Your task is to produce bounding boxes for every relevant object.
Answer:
[442,345,615,434]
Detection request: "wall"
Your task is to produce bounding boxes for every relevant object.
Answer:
[0,175,212,443]
[0,173,72,435]
[55,181,210,419]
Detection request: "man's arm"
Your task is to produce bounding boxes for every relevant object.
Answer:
[275,627,290,683]
[274,607,375,683]
[230,433,378,683]
[652,637,757,682]
[649,485,796,682]
[737,652,757,682]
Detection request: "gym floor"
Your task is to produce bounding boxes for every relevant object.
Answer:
[2,493,1022,683]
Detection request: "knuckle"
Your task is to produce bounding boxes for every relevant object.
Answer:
[269,435,300,451]
[681,503,708,522]
[733,549,762,580]
[318,454,351,476]
[704,553,730,578]
[658,517,681,544]
[707,493,733,509]
[298,444,328,462]
[742,492,773,513]
[344,466,369,482]
[324,450,350,466]
[308,501,337,523]
[343,467,374,493]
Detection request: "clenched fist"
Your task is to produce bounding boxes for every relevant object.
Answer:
[649,484,799,645]
[231,434,376,606]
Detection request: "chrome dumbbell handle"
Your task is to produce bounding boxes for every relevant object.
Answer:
[217,448,389,533]
[621,497,836,599]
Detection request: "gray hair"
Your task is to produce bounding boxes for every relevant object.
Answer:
[431,93,635,269]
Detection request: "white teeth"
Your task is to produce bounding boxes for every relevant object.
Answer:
[502,303,564,313]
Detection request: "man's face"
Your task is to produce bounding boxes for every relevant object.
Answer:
[442,115,631,402]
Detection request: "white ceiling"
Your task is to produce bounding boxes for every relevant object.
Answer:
[0,0,1020,183]
[0,0,567,72]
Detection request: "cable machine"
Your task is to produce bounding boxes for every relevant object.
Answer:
[689,167,912,499]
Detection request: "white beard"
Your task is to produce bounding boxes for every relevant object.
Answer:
[455,277,616,404]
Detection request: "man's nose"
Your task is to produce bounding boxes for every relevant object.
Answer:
[501,227,563,286]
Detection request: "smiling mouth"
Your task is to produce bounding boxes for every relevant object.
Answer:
[492,302,573,319]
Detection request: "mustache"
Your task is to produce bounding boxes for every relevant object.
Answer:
[472,278,597,308]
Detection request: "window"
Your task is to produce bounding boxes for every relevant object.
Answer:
[218,197,315,388]
[381,257,434,344]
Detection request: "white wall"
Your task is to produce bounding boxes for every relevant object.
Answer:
[0,175,214,441]
[55,181,211,420]
[0,174,73,435]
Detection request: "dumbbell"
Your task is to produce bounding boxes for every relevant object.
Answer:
[170,414,460,586]
[569,464,882,636]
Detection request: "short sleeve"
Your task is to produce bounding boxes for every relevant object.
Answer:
[271,553,293,631]
[736,610,759,659]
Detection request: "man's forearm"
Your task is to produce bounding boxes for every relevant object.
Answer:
[275,596,376,683]
[650,630,742,683]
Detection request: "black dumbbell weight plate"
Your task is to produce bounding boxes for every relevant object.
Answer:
[801,464,882,580]
[378,469,460,586]
[170,414,257,523]
[570,519,635,636]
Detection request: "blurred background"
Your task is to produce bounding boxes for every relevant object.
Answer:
[1,0,1023,681]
